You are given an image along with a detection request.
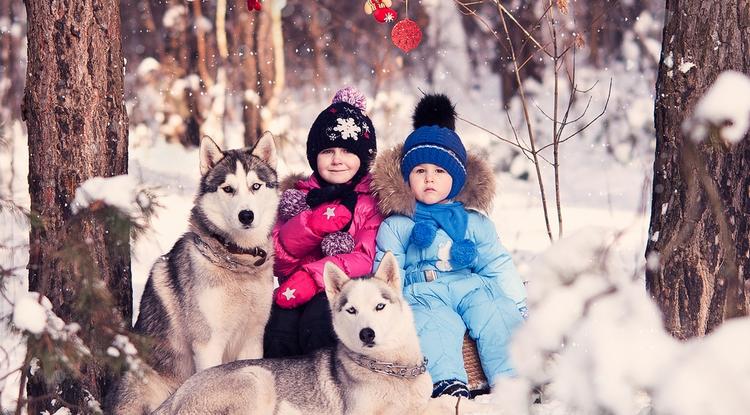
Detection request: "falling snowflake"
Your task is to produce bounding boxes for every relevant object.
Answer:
[333,118,361,140]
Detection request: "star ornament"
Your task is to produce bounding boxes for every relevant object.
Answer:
[324,207,336,219]
[282,287,297,300]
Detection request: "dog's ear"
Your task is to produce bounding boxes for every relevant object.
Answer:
[200,136,224,176]
[373,252,401,292]
[323,261,349,300]
[251,132,277,168]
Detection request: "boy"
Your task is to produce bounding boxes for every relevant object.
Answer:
[372,94,527,398]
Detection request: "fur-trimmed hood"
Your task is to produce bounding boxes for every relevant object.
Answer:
[371,144,496,217]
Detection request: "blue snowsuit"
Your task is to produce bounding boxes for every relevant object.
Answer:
[369,144,527,387]
[373,207,526,385]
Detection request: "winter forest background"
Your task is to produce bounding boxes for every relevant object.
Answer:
[2,0,750,414]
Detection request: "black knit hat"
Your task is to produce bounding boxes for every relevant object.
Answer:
[306,87,377,181]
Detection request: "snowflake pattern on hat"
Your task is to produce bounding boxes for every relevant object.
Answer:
[333,118,362,140]
[307,87,377,175]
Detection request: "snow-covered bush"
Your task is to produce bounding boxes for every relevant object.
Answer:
[505,228,750,415]
[0,176,158,413]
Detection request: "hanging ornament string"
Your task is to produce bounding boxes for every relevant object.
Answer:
[391,0,422,52]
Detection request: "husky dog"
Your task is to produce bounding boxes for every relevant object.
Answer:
[109,135,280,415]
[152,252,497,415]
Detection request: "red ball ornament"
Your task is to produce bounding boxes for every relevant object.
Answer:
[247,0,261,11]
[391,19,422,53]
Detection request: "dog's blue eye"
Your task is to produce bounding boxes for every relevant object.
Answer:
[222,186,234,194]
[251,183,261,191]
[375,303,385,311]
[346,306,357,315]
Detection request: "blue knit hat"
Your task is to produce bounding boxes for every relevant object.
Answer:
[401,95,467,199]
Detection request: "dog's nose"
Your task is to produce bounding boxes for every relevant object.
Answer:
[238,210,254,225]
[359,328,375,345]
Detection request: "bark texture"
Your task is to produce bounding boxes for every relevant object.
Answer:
[232,3,276,147]
[23,0,130,410]
[647,0,750,339]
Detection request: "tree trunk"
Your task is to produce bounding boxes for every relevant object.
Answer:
[646,0,750,340]
[582,0,648,67]
[23,0,130,411]
[233,4,276,147]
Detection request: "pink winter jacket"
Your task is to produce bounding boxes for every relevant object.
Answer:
[273,174,383,289]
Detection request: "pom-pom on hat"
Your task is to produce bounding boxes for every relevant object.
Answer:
[401,94,467,199]
[307,87,377,181]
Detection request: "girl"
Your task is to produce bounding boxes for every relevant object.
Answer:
[264,87,382,357]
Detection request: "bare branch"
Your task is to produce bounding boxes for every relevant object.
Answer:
[0,366,22,383]
[458,115,531,152]
[555,48,580,140]
[497,1,554,243]
[558,79,613,144]
[537,96,594,154]
[493,0,553,59]
[454,0,555,58]
[506,110,534,162]
[548,0,564,239]
[575,79,601,94]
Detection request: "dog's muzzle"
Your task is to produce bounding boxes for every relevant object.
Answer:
[359,327,376,347]
[238,210,254,226]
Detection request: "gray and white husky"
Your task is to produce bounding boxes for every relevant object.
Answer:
[109,135,280,415]
[152,252,497,415]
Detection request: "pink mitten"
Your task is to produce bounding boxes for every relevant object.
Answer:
[308,203,353,236]
[275,270,319,309]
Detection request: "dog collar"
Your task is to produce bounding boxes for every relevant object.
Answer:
[191,233,268,268]
[209,231,268,264]
[345,350,428,379]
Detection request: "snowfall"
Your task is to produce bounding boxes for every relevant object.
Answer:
[3,3,750,415]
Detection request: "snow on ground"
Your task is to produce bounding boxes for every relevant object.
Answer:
[119,84,655,415]
[0,3,664,411]
[0,88,655,414]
